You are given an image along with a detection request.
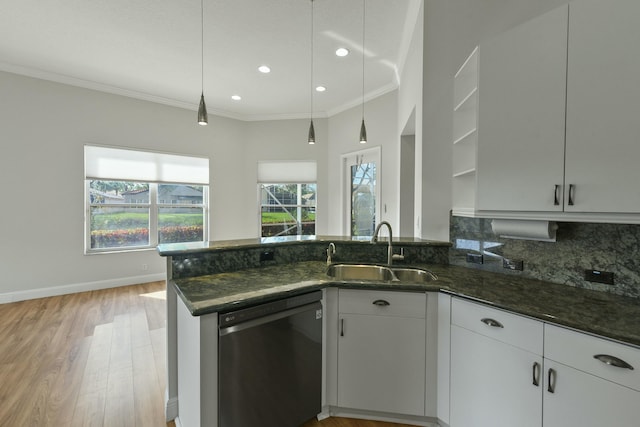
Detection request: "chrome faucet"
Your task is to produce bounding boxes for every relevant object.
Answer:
[372,221,394,265]
[326,242,336,265]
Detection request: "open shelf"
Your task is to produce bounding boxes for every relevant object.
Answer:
[452,47,479,216]
[453,127,477,145]
[454,87,478,112]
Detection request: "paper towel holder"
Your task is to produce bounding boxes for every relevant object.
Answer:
[491,219,558,242]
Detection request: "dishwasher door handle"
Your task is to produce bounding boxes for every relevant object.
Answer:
[219,302,321,336]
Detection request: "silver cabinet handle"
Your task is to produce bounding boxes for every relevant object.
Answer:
[480,318,504,328]
[340,318,344,337]
[554,185,560,206]
[533,362,541,387]
[594,354,634,370]
[372,299,390,306]
[547,368,556,393]
[568,184,575,206]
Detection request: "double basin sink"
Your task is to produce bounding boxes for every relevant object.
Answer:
[326,263,438,283]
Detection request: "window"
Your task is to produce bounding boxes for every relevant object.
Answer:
[257,161,317,237]
[260,183,317,237]
[85,145,209,253]
[342,147,380,236]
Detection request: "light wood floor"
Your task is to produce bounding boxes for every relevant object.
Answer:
[0,281,414,427]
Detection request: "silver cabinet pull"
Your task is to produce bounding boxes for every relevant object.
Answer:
[568,184,575,206]
[340,318,344,337]
[533,362,541,387]
[372,299,390,306]
[547,368,556,393]
[480,318,504,328]
[594,354,635,370]
[554,185,560,206]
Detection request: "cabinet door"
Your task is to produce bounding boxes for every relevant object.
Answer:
[564,0,640,213]
[450,326,543,427]
[543,360,640,427]
[337,314,426,416]
[476,5,567,212]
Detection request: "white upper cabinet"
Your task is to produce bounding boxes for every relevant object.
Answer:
[564,0,640,214]
[475,5,568,213]
[455,0,640,221]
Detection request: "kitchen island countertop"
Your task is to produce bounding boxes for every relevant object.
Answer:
[173,260,640,348]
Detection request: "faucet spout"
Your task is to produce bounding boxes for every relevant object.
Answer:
[371,221,393,265]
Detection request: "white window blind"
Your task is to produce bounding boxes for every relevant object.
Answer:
[84,145,209,185]
[257,160,317,183]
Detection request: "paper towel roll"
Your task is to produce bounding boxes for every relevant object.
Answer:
[491,219,558,242]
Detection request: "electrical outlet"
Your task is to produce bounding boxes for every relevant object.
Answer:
[503,259,524,271]
[584,270,614,285]
[466,253,483,264]
[260,250,275,262]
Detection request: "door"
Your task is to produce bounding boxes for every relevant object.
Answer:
[342,147,380,236]
[475,5,568,212]
[564,0,640,213]
[543,360,640,427]
[450,326,543,427]
[337,313,426,415]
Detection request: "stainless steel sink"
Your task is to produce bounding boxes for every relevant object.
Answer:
[326,264,396,281]
[391,267,438,282]
[326,264,438,283]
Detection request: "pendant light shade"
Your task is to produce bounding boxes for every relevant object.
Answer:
[197,0,208,126]
[308,0,315,144]
[198,92,208,125]
[308,119,316,144]
[358,0,367,143]
[359,119,367,144]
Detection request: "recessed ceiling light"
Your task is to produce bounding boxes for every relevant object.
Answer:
[231,95,242,101]
[335,48,349,57]
[315,86,326,92]
[258,65,271,73]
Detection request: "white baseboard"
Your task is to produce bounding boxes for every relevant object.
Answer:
[0,273,166,304]
[328,407,439,427]
[165,395,179,423]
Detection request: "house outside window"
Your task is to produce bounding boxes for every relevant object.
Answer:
[84,145,209,253]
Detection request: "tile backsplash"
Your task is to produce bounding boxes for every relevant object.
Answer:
[450,215,640,298]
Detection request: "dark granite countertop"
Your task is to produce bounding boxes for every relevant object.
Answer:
[157,235,450,256]
[173,261,640,348]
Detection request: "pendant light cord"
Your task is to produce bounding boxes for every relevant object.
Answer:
[361,0,366,120]
[310,0,314,121]
[201,0,204,93]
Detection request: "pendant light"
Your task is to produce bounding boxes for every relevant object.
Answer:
[197,0,208,126]
[308,0,316,144]
[359,0,367,143]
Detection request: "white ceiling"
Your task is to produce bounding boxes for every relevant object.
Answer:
[0,0,420,121]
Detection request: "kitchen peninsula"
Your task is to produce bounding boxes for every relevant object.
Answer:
[158,236,640,427]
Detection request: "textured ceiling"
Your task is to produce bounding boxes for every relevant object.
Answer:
[0,0,420,121]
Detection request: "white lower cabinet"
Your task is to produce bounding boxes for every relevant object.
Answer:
[337,289,427,416]
[449,298,640,427]
[450,298,544,427]
[543,324,640,427]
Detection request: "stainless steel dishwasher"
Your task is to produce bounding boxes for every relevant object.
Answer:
[218,290,323,427]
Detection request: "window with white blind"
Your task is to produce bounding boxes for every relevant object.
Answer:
[257,161,317,237]
[84,145,209,253]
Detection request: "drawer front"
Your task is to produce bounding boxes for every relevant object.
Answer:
[338,289,426,318]
[545,324,640,391]
[451,297,543,355]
